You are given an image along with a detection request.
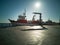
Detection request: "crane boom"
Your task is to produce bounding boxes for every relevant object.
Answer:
[33,12,41,15]
[33,12,42,26]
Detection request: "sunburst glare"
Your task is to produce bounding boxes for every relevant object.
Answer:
[35,2,41,8]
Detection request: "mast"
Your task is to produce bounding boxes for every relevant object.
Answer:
[22,9,26,19]
[23,9,26,16]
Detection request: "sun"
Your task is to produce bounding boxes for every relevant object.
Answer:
[35,2,41,8]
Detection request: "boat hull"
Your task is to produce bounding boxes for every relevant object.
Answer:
[8,19,39,26]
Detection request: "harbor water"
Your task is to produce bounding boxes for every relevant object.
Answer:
[0,24,60,45]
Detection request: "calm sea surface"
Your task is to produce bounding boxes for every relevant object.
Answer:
[0,24,60,45]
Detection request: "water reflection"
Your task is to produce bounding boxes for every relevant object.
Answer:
[0,26,47,45]
[17,26,46,30]
[15,26,47,45]
[27,30,46,45]
[29,26,42,29]
[0,25,60,45]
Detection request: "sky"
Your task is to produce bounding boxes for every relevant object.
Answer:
[0,0,60,23]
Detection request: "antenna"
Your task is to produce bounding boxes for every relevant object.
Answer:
[23,9,26,16]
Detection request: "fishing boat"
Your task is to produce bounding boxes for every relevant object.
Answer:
[8,10,40,26]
